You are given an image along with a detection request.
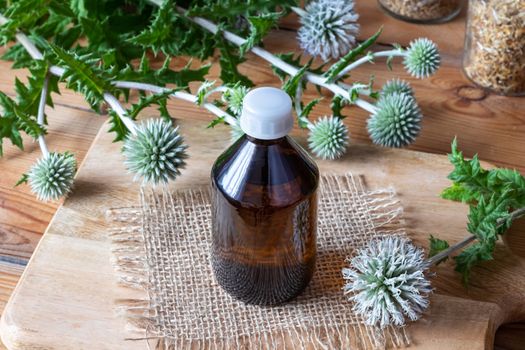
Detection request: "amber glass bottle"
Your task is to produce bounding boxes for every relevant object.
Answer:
[211,87,319,306]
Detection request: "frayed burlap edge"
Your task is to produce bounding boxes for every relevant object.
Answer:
[108,173,411,350]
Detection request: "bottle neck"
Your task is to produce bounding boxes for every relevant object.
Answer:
[246,134,287,145]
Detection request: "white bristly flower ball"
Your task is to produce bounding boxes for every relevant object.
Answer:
[343,236,432,329]
[222,85,250,117]
[28,152,77,201]
[297,0,360,60]
[123,119,188,185]
[308,115,349,160]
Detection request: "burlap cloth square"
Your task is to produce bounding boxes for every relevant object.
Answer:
[108,173,411,349]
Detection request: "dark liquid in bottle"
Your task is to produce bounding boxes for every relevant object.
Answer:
[211,135,319,306]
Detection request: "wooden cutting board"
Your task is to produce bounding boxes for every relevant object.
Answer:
[0,113,524,349]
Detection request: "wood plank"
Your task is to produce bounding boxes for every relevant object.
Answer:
[1,112,525,349]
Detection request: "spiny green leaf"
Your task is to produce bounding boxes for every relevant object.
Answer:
[428,235,450,264]
[298,98,322,129]
[129,0,177,56]
[217,38,253,87]
[108,110,129,142]
[15,173,29,187]
[323,27,383,83]
[239,12,280,56]
[48,44,114,111]
[126,88,179,121]
[117,56,210,89]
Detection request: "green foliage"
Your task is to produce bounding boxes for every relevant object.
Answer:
[435,139,525,284]
[428,235,450,262]
[49,44,114,111]
[239,12,280,56]
[126,88,179,121]
[323,27,382,83]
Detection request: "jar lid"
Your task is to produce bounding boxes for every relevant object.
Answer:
[240,87,293,140]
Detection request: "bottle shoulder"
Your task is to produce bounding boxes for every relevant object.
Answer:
[211,136,319,208]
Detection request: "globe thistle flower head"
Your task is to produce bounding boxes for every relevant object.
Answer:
[297,0,360,60]
[123,119,188,185]
[404,38,440,79]
[222,85,249,117]
[380,79,414,98]
[308,115,349,160]
[28,152,76,201]
[343,236,432,328]
[367,93,422,148]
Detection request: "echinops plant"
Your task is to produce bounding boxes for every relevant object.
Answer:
[0,0,441,201]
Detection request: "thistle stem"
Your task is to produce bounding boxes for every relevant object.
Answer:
[334,49,405,81]
[36,77,49,157]
[291,6,307,17]
[427,206,525,266]
[112,81,238,127]
[146,2,377,114]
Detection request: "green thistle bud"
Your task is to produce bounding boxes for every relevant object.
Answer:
[222,85,250,117]
[381,79,414,98]
[404,38,440,79]
[308,115,349,160]
[123,119,188,185]
[367,93,422,148]
[28,152,77,201]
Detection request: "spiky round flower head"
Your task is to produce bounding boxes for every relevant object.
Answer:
[28,152,76,201]
[380,79,414,98]
[222,85,249,117]
[404,38,440,79]
[297,0,360,60]
[367,93,422,148]
[308,115,349,160]
[343,236,432,329]
[123,119,187,185]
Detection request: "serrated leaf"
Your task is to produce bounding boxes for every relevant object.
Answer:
[298,98,322,129]
[239,12,280,56]
[331,95,347,119]
[108,110,129,142]
[207,116,225,129]
[218,40,253,87]
[15,173,29,187]
[323,27,383,83]
[428,235,450,264]
[48,44,113,111]
[126,89,179,122]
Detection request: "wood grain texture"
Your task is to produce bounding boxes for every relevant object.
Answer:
[0,0,524,348]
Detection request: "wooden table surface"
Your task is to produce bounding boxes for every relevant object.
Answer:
[0,1,523,348]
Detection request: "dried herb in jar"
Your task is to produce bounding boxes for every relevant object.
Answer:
[378,0,462,23]
[463,0,525,96]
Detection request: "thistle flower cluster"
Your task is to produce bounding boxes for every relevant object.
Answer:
[28,152,77,201]
[404,38,441,79]
[222,84,249,117]
[307,116,349,160]
[368,93,422,148]
[297,0,360,60]
[123,119,188,184]
[343,236,432,328]
[380,79,414,98]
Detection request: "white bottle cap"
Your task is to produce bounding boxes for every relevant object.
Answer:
[240,87,293,140]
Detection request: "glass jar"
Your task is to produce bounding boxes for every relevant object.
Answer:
[463,0,525,96]
[378,0,462,24]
